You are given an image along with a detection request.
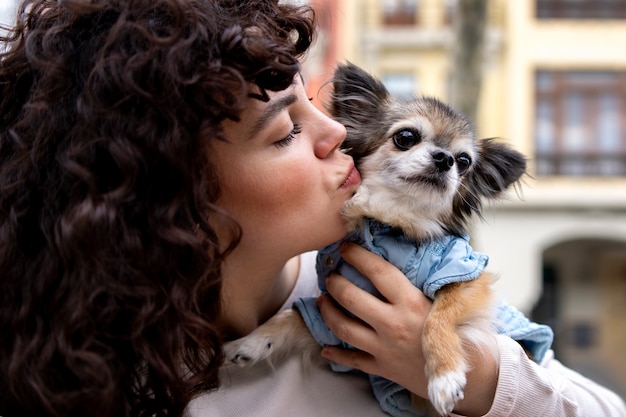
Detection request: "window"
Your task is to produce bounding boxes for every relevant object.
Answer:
[536,0,626,19]
[534,70,626,176]
[382,73,417,101]
[381,0,418,26]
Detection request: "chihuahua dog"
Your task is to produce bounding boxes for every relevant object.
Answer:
[224,63,528,416]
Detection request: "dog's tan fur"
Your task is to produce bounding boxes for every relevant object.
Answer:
[224,63,527,416]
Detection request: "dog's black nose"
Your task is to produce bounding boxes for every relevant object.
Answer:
[433,151,454,172]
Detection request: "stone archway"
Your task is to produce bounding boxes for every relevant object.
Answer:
[531,238,626,399]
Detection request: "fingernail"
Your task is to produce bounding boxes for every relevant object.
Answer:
[321,347,332,359]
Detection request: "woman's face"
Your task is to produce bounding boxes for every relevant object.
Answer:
[210,76,361,259]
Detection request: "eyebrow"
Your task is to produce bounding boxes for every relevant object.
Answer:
[250,92,298,136]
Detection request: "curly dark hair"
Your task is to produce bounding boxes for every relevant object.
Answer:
[0,0,315,416]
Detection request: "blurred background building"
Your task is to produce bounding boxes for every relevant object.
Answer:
[2,0,625,400]
[304,0,626,398]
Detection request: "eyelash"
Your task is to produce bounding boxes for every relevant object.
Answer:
[274,123,302,148]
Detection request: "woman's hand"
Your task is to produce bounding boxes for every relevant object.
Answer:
[317,242,499,417]
[317,242,432,398]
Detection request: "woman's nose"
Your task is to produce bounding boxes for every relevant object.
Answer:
[314,116,346,159]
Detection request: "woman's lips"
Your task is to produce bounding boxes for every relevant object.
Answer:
[340,165,361,189]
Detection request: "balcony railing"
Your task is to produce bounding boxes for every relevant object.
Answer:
[536,0,626,19]
[535,152,626,176]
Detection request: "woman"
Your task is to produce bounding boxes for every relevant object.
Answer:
[0,1,624,416]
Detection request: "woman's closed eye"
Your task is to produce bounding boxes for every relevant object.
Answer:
[274,123,302,148]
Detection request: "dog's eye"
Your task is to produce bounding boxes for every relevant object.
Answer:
[456,153,472,175]
[392,129,421,151]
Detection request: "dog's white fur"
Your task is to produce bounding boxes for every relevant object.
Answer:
[224,63,527,416]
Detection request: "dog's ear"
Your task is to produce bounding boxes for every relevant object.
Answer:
[329,62,390,122]
[329,63,392,160]
[454,138,527,220]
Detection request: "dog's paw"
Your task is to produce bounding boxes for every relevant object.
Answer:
[223,334,276,367]
[427,370,466,416]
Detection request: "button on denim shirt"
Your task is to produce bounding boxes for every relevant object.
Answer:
[293,218,553,417]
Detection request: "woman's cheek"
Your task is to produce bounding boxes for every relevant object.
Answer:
[228,159,317,219]
[260,161,319,212]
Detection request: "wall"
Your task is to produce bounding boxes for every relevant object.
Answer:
[474,203,626,312]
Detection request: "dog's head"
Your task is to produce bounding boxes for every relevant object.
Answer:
[329,63,526,240]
